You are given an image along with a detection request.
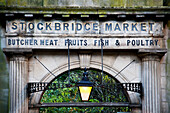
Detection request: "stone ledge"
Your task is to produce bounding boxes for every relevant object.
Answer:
[3,48,32,56]
[138,48,167,53]
[0,6,170,15]
[138,48,167,59]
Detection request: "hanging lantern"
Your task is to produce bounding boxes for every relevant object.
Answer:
[77,69,93,101]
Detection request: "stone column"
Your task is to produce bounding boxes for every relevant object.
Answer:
[9,56,28,113]
[141,54,161,113]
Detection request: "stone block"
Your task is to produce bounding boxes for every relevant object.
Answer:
[108,0,126,7]
[17,0,27,6]
[161,54,167,64]
[0,89,8,102]
[131,77,141,82]
[161,77,166,89]
[44,0,58,6]
[168,92,170,112]
[161,64,166,77]
[166,76,170,111]
[167,39,170,49]
[0,76,8,89]
[146,0,163,6]
[28,77,39,82]
[164,0,170,6]
[131,108,142,113]
[0,0,6,6]
[162,102,169,113]
[103,55,117,68]
[166,64,170,76]
[166,76,170,90]
[92,0,100,6]
[167,52,170,63]
[57,0,71,6]
[98,0,112,7]
[27,0,42,7]
[168,29,170,39]
[0,63,6,75]
[126,0,145,7]
[112,55,140,82]
[4,0,165,7]
[57,0,99,7]
[0,89,8,113]
[7,0,17,6]
[73,0,84,6]
[161,89,167,101]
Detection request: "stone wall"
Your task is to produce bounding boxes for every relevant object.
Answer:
[0,0,169,113]
[164,0,170,6]
[0,20,8,113]
[0,0,164,7]
[166,22,170,113]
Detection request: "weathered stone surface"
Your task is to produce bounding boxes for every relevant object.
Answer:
[0,0,6,6]
[29,51,141,113]
[5,37,165,50]
[27,0,42,7]
[9,56,28,113]
[0,89,8,113]
[167,75,170,112]
[0,1,169,113]
[7,0,17,6]
[18,0,27,6]
[28,51,141,84]
[161,76,167,88]
[0,25,8,113]
[6,20,164,36]
[0,75,8,89]
[44,0,58,6]
[162,102,169,113]
[2,0,164,7]
[164,0,170,6]
[162,89,167,102]
[79,54,91,69]
[126,0,145,7]
[146,0,163,6]
[141,55,161,113]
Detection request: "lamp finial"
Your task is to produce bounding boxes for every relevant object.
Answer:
[83,68,88,77]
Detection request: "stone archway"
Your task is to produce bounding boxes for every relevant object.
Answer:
[28,53,141,113]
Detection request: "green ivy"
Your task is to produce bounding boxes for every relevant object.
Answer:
[40,69,131,113]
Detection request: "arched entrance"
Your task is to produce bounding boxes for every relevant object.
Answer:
[28,68,142,113]
[28,52,141,106]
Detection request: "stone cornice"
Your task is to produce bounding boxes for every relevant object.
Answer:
[0,6,170,15]
[138,48,167,53]
[138,48,167,60]
[3,48,32,57]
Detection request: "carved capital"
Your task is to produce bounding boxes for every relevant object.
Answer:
[10,55,28,61]
[138,48,167,61]
[3,48,32,59]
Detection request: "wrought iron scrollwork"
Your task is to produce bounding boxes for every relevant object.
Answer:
[27,82,71,93]
[27,82,48,93]
[122,83,142,94]
[28,82,142,95]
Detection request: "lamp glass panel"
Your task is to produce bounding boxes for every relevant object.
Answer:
[79,86,92,101]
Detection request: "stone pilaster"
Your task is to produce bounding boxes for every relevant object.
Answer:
[9,56,28,113]
[141,54,161,113]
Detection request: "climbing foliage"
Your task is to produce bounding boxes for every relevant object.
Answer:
[40,69,131,113]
